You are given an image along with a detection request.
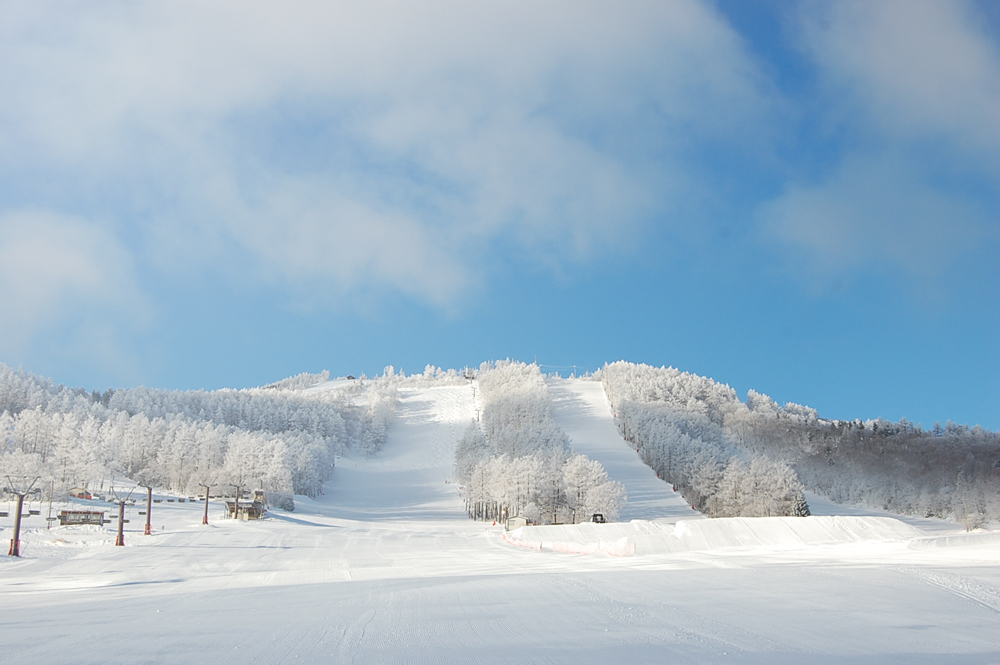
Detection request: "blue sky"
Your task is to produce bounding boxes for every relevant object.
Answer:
[1,0,997,429]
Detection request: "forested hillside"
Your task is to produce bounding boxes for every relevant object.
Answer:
[599,361,1000,525]
[0,364,397,507]
[454,360,625,524]
[4,359,996,526]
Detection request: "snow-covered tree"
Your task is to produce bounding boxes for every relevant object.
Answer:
[0,363,404,508]
[598,360,1000,521]
[456,361,626,524]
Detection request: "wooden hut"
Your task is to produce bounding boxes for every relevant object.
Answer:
[225,497,267,520]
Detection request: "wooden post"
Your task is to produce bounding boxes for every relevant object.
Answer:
[46,481,54,531]
[115,500,125,546]
[144,486,152,535]
[231,485,241,521]
[201,485,210,525]
[8,493,24,556]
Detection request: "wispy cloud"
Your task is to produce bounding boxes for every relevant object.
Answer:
[760,0,1000,283]
[799,0,1000,160]
[761,153,988,277]
[0,0,773,309]
[0,209,148,357]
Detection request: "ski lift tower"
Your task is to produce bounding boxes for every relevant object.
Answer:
[5,474,39,557]
[108,485,135,547]
[199,481,216,525]
[140,485,153,535]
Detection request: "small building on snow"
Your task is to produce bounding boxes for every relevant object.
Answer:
[225,495,267,520]
[505,516,528,531]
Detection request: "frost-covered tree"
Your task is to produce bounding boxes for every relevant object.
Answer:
[0,363,403,508]
[598,361,1000,522]
[709,457,807,518]
[456,361,625,524]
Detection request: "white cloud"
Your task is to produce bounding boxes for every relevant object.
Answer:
[227,177,470,305]
[798,0,1000,161]
[761,0,1000,283]
[0,209,148,356]
[0,0,774,305]
[761,154,988,277]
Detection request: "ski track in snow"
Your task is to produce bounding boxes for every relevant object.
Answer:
[901,568,1000,615]
[1,380,999,664]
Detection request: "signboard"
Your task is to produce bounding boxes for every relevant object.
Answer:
[57,510,106,526]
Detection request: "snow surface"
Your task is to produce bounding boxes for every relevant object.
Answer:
[2,380,999,663]
[324,385,471,521]
[504,515,928,557]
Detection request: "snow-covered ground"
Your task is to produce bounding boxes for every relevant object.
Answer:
[2,380,998,663]
[324,385,471,521]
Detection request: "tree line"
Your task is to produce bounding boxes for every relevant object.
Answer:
[0,363,398,509]
[599,361,999,525]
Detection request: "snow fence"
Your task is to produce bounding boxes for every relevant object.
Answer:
[502,515,925,557]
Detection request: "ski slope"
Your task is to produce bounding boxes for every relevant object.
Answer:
[548,377,701,521]
[2,379,999,664]
[324,385,472,521]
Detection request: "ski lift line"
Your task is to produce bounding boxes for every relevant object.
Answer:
[537,364,595,376]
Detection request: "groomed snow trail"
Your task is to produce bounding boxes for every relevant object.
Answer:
[547,377,701,521]
[324,385,473,521]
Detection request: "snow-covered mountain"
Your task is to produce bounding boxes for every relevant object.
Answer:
[3,360,997,525]
[2,364,998,663]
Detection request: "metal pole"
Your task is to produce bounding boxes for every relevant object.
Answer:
[115,500,125,546]
[144,486,152,535]
[8,494,24,556]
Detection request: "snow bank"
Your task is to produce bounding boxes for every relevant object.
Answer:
[502,516,925,557]
[907,530,1000,550]
[661,515,924,551]
[502,529,636,556]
